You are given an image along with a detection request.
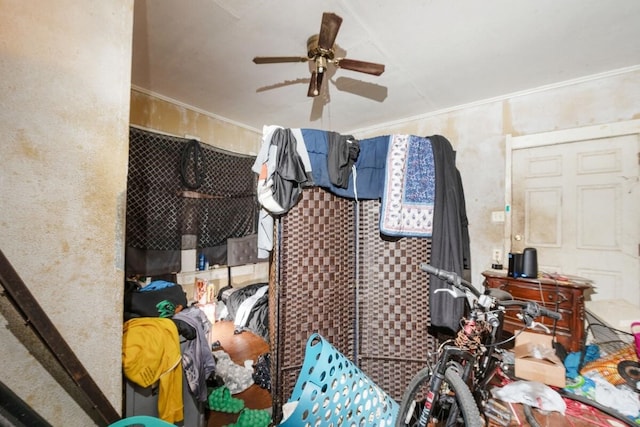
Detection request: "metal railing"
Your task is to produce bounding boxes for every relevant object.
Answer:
[0,249,120,426]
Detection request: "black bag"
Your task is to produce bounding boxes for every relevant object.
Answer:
[124,281,188,320]
[252,352,271,390]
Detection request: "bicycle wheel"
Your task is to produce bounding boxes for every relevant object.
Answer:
[523,404,541,427]
[396,366,483,427]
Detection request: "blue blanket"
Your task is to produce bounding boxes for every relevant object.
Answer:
[380,134,435,237]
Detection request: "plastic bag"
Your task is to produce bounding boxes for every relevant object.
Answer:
[491,380,566,414]
[583,372,640,417]
[212,349,254,394]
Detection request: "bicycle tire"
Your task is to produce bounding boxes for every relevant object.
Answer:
[558,390,636,426]
[523,404,542,427]
[396,366,483,427]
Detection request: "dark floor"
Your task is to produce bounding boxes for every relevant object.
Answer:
[206,321,271,427]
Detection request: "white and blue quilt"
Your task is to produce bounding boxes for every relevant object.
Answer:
[380,134,435,237]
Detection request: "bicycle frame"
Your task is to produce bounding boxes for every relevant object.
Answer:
[419,303,507,423]
[419,347,475,423]
[397,264,563,427]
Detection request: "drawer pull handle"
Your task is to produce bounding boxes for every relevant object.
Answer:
[547,293,569,303]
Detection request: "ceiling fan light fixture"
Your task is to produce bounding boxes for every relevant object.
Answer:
[254,12,385,97]
[308,71,320,96]
[316,56,327,74]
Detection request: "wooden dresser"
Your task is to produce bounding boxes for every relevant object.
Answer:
[482,270,592,353]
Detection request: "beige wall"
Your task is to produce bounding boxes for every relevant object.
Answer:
[355,69,640,287]
[0,1,133,426]
[130,88,261,154]
[134,69,640,293]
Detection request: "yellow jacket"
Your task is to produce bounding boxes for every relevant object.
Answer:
[123,318,183,424]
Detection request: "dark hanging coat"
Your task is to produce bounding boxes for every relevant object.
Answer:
[428,134,471,334]
[271,127,309,212]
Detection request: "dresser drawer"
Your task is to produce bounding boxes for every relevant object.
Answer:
[483,272,590,353]
[487,279,575,311]
[501,303,572,331]
[487,279,573,328]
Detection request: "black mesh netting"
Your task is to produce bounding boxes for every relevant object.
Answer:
[126,127,257,275]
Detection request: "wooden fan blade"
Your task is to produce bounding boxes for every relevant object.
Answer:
[335,58,385,76]
[317,12,342,50]
[307,70,324,97]
[253,56,309,64]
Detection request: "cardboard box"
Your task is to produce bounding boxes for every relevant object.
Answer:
[513,331,566,388]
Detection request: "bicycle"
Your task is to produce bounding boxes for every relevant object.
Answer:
[396,263,562,427]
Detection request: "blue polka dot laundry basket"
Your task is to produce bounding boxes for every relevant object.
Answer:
[278,333,398,427]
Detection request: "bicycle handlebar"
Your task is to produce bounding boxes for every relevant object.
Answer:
[539,307,562,321]
[420,263,562,322]
[500,300,562,321]
[420,263,457,282]
[420,263,480,298]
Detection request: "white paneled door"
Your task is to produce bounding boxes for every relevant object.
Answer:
[507,120,640,307]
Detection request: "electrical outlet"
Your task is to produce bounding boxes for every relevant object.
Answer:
[492,249,502,263]
[491,211,505,223]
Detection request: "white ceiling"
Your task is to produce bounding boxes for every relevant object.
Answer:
[131,0,640,134]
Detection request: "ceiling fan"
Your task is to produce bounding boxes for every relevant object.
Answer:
[253,12,385,98]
